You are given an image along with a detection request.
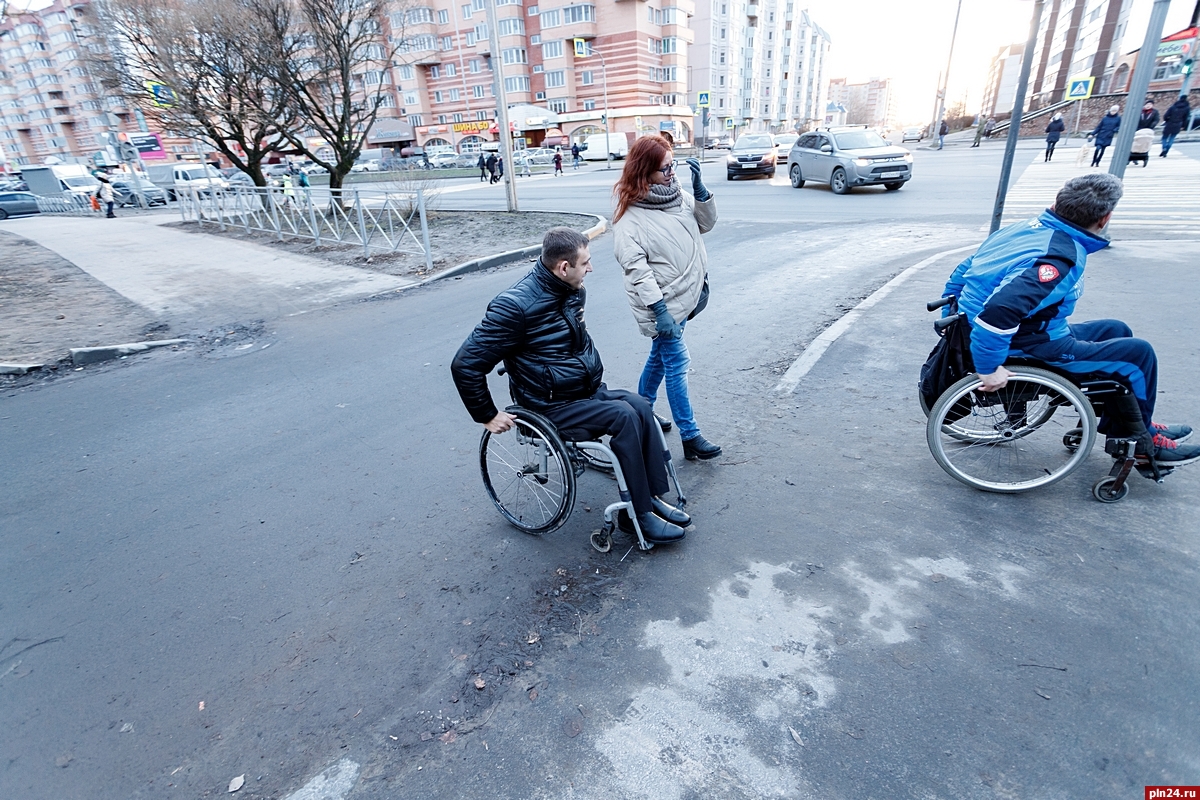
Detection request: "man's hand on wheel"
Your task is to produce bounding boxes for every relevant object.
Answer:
[484,411,517,433]
[977,366,1015,392]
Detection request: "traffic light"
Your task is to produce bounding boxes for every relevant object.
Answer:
[1183,58,1194,76]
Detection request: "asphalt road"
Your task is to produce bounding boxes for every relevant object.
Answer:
[3,138,1198,799]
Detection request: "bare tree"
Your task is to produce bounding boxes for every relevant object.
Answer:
[85,0,293,186]
[258,0,402,192]
[844,95,873,126]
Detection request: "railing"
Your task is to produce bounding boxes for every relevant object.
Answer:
[35,194,94,216]
[175,185,433,269]
[989,98,1079,137]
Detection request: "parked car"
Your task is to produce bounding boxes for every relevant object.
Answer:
[786,126,914,194]
[0,191,40,219]
[901,126,924,143]
[0,179,29,192]
[225,171,257,187]
[512,148,555,166]
[428,152,461,168]
[708,136,733,150]
[725,133,776,179]
[350,159,381,172]
[772,133,799,162]
[111,180,169,207]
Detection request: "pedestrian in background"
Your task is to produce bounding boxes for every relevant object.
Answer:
[96,175,115,218]
[972,117,986,147]
[486,152,498,184]
[571,142,581,169]
[938,119,949,150]
[1089,105,1121,167]
[520,153,532,177]
[553,149,563,176]
[612,135,722,462]
[477,153,487,182]
[983,117,996,139]
[1160,96,1192,157]
[497,155,504,181]
[1044,113,1065,162]
[1137,101,1160,131]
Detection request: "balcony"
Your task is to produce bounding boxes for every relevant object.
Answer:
[746,4,758,16]
[662,23,694,44]
[670,0,696,16]
[568,20,599,39]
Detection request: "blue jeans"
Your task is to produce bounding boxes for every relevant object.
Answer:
[1160,132,1177,155]
[639,319,700,441]
[938,134,945,149]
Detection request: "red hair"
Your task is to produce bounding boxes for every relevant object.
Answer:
[613,135,672,222]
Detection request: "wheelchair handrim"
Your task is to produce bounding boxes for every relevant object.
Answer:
[480,415,576,534]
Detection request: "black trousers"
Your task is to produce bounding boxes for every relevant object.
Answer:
[543,385,669,514]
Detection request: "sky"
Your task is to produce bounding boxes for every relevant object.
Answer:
[811,0,1199,126]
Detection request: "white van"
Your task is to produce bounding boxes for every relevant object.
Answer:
[581,133,629,161]
[145,163,230,199]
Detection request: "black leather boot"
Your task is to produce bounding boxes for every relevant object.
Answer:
[636,511,686,543]
[682,435,722,461]
[654,413,673,433]
[651,497,691,527]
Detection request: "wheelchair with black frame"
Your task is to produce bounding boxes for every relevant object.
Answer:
[478,369,687,552]
[921,297,1171,503]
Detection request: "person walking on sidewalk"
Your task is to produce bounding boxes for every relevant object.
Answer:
[941,173,1199,466]
[1089,105,1121,167]
[96,175,115,218]
[1044,113,1065,162]
[520,154,532,177]
[486,153,498,184]
[477,153,488,182]
[938,119,949,150]
[612,135,722,462]
[972,117,988,147]
[571,142,581,169]
[553,149,563,176]
[1137,101,1160,131]
[1160,96,1192,157]
[497,155,504,181]
[450,227,691,544]
[983,118,996,139]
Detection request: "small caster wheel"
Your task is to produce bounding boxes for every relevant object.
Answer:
[590,523,613,553]
[1092,476,1129,503]
[1063,428,1083,453]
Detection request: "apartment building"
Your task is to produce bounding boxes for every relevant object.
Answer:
[1026,0,1133,107]
[980,43,1025,120]
[827,77,893,130]
[690,0,829,140]
[386,0,699,151]
[0,1,204,170]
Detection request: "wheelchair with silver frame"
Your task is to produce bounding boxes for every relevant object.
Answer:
[478,375,687,552]
[922,297,1171,503]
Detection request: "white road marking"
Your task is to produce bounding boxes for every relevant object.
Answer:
[282,758,360,800]
[773,244,976,393]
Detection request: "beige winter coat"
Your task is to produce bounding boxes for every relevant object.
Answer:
[612,192,717,337]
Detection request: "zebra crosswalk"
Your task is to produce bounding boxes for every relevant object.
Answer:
[1000,141,1200,238]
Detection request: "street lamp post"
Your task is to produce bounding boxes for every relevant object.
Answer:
[580,42,611,170]
[989,0,1045,234]
[1108,0,1173,181]
[486,0,519,211]
[931,0,964,141]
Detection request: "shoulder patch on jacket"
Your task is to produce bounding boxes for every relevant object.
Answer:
[1037,263,1060,283]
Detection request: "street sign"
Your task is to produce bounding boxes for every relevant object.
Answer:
[697,91,710,108]
[573,38,587,58]
[634,115,642,128]
[1066,77,1094,101]
[725,118,734,129]
[144,80,176,108]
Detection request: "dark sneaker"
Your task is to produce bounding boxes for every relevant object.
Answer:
[654,413,673,433]
[1140,433,1200,465]
[636,511,686,543]
[1151,422,1193,443]
[682,435,722,461]
[651,496,691,527]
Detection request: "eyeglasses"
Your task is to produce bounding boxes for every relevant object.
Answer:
[658,161,677,175]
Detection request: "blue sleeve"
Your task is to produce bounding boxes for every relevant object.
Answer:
[941,255,972,315]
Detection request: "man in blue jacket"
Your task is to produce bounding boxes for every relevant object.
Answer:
[943,173,1198,464]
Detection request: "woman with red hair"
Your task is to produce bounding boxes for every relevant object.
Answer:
[612,135,721,461]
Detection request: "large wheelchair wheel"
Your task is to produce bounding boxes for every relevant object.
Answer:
[927,366,1097,493]
[480,409,576,534]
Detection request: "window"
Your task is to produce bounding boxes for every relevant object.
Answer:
[545,69,565,87]
[434,90,444,102]
[463,3,472,18]
[549,99,568,113]
[540,9,560,27]
[429,64,441,78]
[580,70,593,85]
[401,35,437,53]
[399,65,414,80]
[410,114,423,125]
[404,92,419,105]
[449,88,460,100]
[505,75,530,92]
[562,4,595,23]
[648,66,678,82]
[453,112,463,122]
[533,65,544,73]
[719,51,725,63]
[472,84,485,97]
[406,7,434,24]
[470,59,481,72]
[718,75,724,86]
[378,93,396,107]
[466,31,476,45]
[438,114,447,123]
[583,99,595,110]
[363,70,385,85]
[501,48,527,64]
[441,35,453,49]
[648,38,660,54]
[445,63,456,76]
[535,91,546,100]
[474,23,488,38]
[531,34,541,44]
[528,5,539,14]
[661,37,679,53]
[496,0,522,5]
[498,18,525,35]
[438,8,450,23]
[542,40,563,58]
[476,110,488,120]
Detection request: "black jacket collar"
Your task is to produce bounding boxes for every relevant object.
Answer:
[534,258,576,296]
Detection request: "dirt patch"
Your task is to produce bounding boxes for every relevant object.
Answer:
[162,210,600,280]
[0,230,165,365]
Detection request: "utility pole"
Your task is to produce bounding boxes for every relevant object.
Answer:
[931,0,964,140]
[577,41,611,170]
[485,0,518,211]
[1108,0,1173,180]
[990,0,1045,234]
[1176,0,1200,98]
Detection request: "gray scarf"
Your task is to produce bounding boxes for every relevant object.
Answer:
[633,178,682,211]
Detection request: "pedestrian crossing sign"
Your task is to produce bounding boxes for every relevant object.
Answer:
[697,91,710,108]
[1066,77,1094,101]
[725,118,734,129]
[573,38,588,58]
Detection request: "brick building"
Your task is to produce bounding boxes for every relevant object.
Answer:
[1026,0,1134,108]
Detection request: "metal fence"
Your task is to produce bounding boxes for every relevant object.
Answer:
[35,194,95,216]
[175,185,433,268]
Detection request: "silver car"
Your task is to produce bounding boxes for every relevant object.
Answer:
[787,127,914,194]
[0,190,39,219]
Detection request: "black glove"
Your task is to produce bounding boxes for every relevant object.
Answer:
[649,300,681,339]
[686,158,710,202]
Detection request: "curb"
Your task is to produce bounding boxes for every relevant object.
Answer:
[419,213,608,286]
[0,363,44,375]
[70,338,187,366]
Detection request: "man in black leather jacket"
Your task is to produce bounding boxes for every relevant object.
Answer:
[451,227,690,544]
